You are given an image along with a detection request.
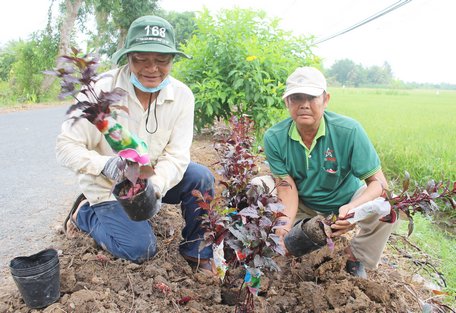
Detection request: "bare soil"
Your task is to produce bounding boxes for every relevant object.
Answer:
[0,134,443,313]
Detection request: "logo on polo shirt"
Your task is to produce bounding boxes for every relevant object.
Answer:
[324,147,336,162]
[324,147,337,173]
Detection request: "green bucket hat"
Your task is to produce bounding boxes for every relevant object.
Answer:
[111,15,191,64]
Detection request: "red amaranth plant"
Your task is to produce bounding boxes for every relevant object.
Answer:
[319,172,456,240]
[46,48,154,193]
[45,47,127,124]
[384,173,456,235]
[193,116,286,313]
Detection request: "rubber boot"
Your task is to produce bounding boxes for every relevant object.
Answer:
[284,215,327,257]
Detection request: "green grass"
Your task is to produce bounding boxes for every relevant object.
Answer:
[328,87,456,182]
[397,215,456,293]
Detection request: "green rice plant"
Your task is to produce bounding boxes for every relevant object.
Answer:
[328,88,456,183]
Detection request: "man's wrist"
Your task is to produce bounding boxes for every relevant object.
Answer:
[275,219,289,227]
[275,216,293,232]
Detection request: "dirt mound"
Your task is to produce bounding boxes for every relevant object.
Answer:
[0,135,438,313]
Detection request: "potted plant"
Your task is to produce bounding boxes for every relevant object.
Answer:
[46,48,158,221]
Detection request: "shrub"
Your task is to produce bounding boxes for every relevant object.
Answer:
[173,8,319,133]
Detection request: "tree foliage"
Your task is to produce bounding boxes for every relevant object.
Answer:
[0,42,19,82]
[173,8,318,133]
[82,0,159,62]
[8,31,59,103]
[327,58,393,87]
[158,11,196,48]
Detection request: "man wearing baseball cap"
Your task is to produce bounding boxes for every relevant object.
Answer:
[56,16,215,273]
[256,67,396,278]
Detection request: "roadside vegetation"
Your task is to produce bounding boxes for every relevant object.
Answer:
[0,1,454,308]
[397,214,456,292]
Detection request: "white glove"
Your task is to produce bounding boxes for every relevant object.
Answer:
[102,156,123,181]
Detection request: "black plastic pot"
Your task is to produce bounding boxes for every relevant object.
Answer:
[113,179,159,221]
[9,248,60,309]
[284,218,326,257]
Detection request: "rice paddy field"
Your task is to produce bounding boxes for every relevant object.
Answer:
[327,87,456,183]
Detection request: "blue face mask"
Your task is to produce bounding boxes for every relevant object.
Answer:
[130,73,170,93]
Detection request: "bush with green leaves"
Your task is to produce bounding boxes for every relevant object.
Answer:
[173,8,319,133]
[7,32,59,103]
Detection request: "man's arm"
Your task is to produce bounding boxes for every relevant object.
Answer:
[56,117,113,176]
[275,175,299,249]
[331,169,388,236]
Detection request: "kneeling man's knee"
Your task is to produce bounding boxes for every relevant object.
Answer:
[127,239,157,264]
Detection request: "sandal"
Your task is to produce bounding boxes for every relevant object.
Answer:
[346,260,367,278]
[63,193,86,236]
[182,255,216,275]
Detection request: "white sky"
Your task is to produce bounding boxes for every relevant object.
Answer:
[1,0,455,84]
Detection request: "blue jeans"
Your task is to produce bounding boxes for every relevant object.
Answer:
[76,162,215,263]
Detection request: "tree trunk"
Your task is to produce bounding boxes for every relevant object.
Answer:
[59,0,83,58]
[117,28,127,51]
[111,28,127,68]
[41,0,83,93]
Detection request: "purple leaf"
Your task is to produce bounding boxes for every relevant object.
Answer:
[239,207,259,218]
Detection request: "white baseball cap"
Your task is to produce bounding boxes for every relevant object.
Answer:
[282,67,327,99]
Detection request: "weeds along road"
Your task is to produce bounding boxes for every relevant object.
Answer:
[0,105,78,283]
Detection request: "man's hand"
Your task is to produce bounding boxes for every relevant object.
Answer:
[102,156,123,181]
[149,180,162,216]
[330,219,356,237]
[331,203,356,237]
[275,217,292,255]
[337,203,353,219]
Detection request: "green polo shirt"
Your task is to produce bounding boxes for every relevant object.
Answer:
[263,111,381,214]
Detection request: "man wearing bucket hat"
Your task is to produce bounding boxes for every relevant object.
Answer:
[253,66,396,278]
[56,16,215,271]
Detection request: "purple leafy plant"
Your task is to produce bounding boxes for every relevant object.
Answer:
[193,116,287,313]
[319,173,456,240]
[383,173,456,235]
[46,47,154,195]
[45,47,127,124]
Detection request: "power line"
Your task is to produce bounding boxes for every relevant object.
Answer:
[313,0,412,45]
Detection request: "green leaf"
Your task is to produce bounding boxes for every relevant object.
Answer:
[233,78,244,90]
[206,104,213,116]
